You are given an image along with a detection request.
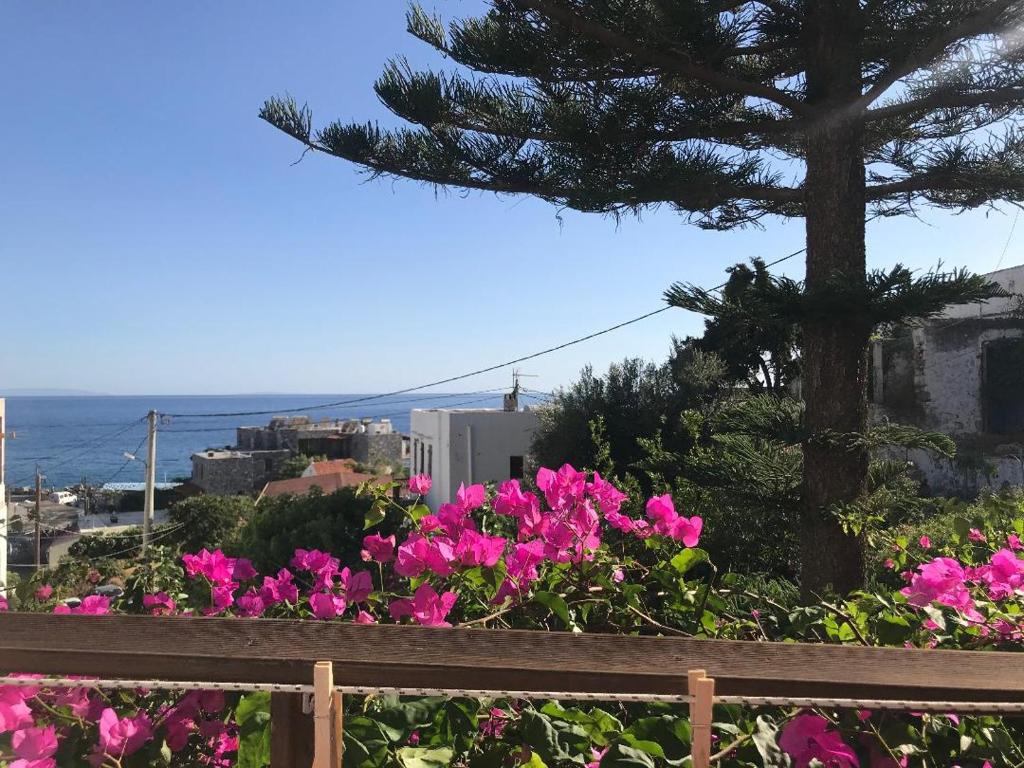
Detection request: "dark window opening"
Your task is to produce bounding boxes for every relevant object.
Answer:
[427,445,433,477]
[509,455,524,480]
[984,338,1024,434]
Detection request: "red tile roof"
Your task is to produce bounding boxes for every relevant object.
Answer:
[259,471,391,500]
[310,459,358,476]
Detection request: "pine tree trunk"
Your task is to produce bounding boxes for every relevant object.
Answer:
[800,0,870,598]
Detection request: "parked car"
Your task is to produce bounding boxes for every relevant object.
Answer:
[49,491,78,506]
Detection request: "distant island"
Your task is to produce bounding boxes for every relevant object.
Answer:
[0,388,107,397]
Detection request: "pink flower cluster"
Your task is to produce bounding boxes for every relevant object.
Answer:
[779,714,859,768]
[901,548,1024,631]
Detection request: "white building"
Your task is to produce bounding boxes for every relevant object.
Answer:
[409,404,540,510]
[870,263,1024,495]
[0,398,7,590]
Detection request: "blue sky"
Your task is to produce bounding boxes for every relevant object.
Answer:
[0,2,1018,396]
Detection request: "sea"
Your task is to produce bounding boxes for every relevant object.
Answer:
[3,393,511,490]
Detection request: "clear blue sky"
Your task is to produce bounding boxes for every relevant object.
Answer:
[1,2,1018,396]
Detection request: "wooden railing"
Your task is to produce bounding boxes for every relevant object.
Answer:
[2,613,1024,765]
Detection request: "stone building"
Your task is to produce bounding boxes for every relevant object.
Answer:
[191,449,292,496]
[870,263,1024,495]
[236,415,407,470]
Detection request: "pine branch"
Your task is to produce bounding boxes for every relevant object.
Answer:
[854,0,1022,112]
[866,86,1024,124]
[510,0,811,115]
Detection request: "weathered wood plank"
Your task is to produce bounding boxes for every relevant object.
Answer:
[271,692,314,768]
[1,613,1023,702]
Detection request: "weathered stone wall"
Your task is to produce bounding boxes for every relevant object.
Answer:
[350,433,405,469]
[192,453,254,495]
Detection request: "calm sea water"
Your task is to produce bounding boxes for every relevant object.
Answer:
[3,393,508,490]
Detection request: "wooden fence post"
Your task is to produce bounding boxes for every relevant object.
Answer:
[313,661,334,768]
[688,669,715,768]
[271,692,314,767]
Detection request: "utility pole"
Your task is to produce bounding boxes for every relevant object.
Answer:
[34,470,43,571]
[143,410,157,552]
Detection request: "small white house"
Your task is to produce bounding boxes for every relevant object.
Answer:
[409,405,540,510]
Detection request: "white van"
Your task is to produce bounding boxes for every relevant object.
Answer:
[49,491,78,506]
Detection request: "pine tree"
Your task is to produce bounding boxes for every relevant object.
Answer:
[261,0,1019,596]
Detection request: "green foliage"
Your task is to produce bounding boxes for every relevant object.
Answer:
[665,258,801,390]
[235,487,405,574]
[167,494,257,554]
[276,453,326,480]
[530,350,726,485]
[235,692,272,768]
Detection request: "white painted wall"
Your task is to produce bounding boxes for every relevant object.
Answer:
[410,408,540,510]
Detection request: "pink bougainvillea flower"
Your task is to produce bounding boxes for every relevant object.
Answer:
[918,535,931,549]
[779,713,859,768]
[361,533,396,563]
[232,558,258,582]
[11,725,58,765]
[395,533,455,578]
[309,592,347,621]
[290,549,340,591]
[456,482,486,511]
[340,568,373,604]
[235,589,266,618]
[34,585,54,601]
[978,548,1024,600]
[408,474,432,495]
[612,569,625,583]
[260,569,298,606]
[354,610,376,624]
[536,464,587,510]
[586,472,628,515]
[901,557,967,607]
[454,530,507,568]
[671,515,703,548]
[479,707,508,737]
[182,549,236,585]
[968,528,987,542]
[54,595,111,616]
[0,688,34,734]
[586,746,610,768]
[1007,533,1023,551]
[90,709,153,766]
[494,540,546,604]
[0,596,8,611]
[389,583,458,627]
[142,592,176,616]
[437,502,477,537]
[646,494,678,535]
[645,494,702,547]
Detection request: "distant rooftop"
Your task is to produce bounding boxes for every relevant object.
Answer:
[101,482,182,493]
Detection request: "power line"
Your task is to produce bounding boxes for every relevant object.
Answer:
[8,419,146,488]
[163,249,806,421]
[994,207,1020,272]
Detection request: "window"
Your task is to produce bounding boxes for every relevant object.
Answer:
[509,455,524,479]
[984,337,1024,433]
[419,441,425,475]
[264,458,274,473]
[427,445,433,477]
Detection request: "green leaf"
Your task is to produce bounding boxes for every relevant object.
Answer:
[669,548,709,576]
[408,503,431,523]
[534,591,571,627]
[922,605,947,631]
[235,692,271,768]
[953,517,971,543]
[364,501,387,530]
[397,747,454,768]
[376,697,448,736]
[599,743,656,768]
[875,613,912,645]
[751,716,786,766]
[520,709,576,764]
